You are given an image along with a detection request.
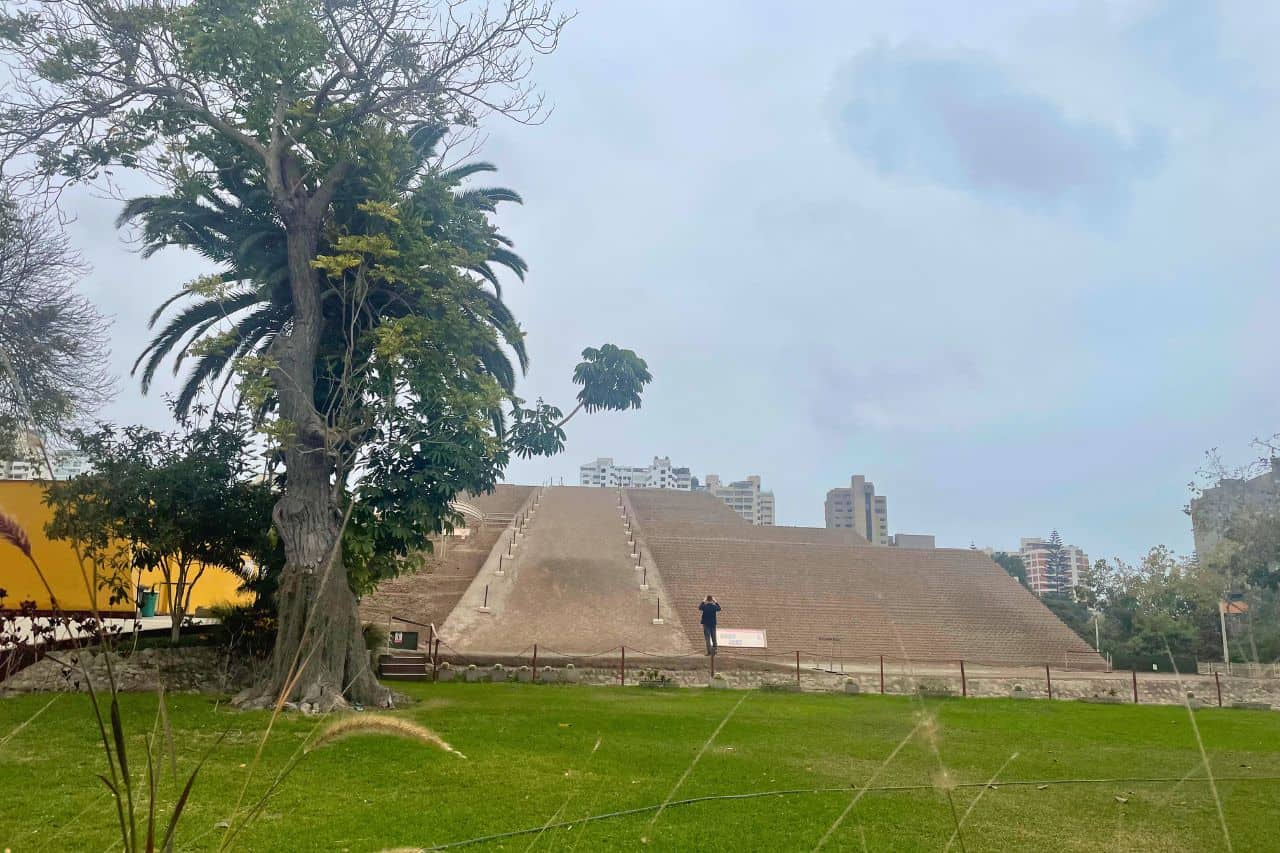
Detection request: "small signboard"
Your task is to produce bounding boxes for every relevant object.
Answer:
[717,628,767,648]
[389,630,419,650]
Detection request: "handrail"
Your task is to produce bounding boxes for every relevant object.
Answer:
[389,615,434,630]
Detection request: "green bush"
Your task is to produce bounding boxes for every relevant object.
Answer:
[209,603,277,660]
[363,622,388,652]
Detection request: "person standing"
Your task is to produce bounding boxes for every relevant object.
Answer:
[698,595,721,656]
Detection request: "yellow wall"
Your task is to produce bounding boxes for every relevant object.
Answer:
[0,480,250,614]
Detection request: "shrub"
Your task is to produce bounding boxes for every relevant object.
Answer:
[759,681,799,692]
[639,668,674,687]
[210,603,277,661]
[362,622,388,652]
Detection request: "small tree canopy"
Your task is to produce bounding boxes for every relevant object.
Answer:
[990,551,1026,586]
[44,412,279,639]
[571,344,651,416]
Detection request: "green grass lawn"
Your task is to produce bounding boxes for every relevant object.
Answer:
[2,683,1278,852]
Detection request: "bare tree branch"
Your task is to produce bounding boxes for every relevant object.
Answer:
[0,185,114,446]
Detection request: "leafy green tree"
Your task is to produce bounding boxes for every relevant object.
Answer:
[0,0,577,708]
[44,413,279,643]
[1082,548,1231,669]
[118,121,649,706]
[990,551,1027,586]
[1040,594,1094,645]
[1213,511,1280,591]
[1072,559,1108,611]
[565,344,652,422]
[125,125,528,419]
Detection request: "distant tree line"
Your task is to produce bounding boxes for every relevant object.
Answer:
[993,530,1280,672]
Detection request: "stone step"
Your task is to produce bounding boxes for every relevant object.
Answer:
[379,671,430,681]
[379,653,427,665]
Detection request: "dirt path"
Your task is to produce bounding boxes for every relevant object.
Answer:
[441,487,690,655]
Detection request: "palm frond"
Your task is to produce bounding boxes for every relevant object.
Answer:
[133,291,264,391]
[453,187,523,211]
[468,262,503,298]
[487,247,527,281]
[441,161,498,183]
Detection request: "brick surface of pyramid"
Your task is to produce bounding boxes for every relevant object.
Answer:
[368,485,1104,669]
[626,488,1104,668]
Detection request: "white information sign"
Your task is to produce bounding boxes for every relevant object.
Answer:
[716,628,767,648]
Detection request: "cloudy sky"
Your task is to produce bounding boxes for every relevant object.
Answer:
[74,0,1280,561]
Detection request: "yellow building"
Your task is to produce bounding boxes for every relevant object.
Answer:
[0,480,249,615]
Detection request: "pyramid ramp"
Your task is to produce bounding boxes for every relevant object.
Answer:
[440,486,690,656]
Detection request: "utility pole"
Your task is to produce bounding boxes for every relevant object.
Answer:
[1221,574,1233,675]
[1220,600,1231,675]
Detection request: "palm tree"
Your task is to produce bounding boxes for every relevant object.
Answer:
[123,123,528,419]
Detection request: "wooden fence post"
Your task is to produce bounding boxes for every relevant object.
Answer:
[795,651,801,688]
[960,660,967,698]
[620,647,625,686]
[1045,664,1052,700]
[879,655,885,694]
[532,644,538,681]
[1132,669,1139,704]
[1215,671,1223,707]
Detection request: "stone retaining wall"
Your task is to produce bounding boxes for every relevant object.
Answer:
[7,649,1278,711]
[443,663,1279,709]
[1,647,256,695]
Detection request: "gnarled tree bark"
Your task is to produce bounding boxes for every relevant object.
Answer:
[235,210,390,712]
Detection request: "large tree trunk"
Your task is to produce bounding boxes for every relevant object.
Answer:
[235,213,390,712]
[245,448,388,711]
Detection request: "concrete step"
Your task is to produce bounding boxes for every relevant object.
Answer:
[379,671,430,681]
[379,653,427,665]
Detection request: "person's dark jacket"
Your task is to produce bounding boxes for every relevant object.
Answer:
[698,601,721,626]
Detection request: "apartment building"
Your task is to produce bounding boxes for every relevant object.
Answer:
[704,474,775,526]
[579,456,692,490]
[825,474,889,545]
[1019,537,1091,597]
[0,431,90,481]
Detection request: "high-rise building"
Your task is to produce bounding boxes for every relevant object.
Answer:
[1019,537,1090,597]
[579,456,692,490]
[704,474,775,526]
[1189,459,1280,559]
[825,475,889,545]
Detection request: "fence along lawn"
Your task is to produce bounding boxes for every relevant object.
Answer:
[2,683,1278,851]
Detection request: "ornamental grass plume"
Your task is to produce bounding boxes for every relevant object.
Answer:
[308,714,465,759]
[0,508,32,560]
